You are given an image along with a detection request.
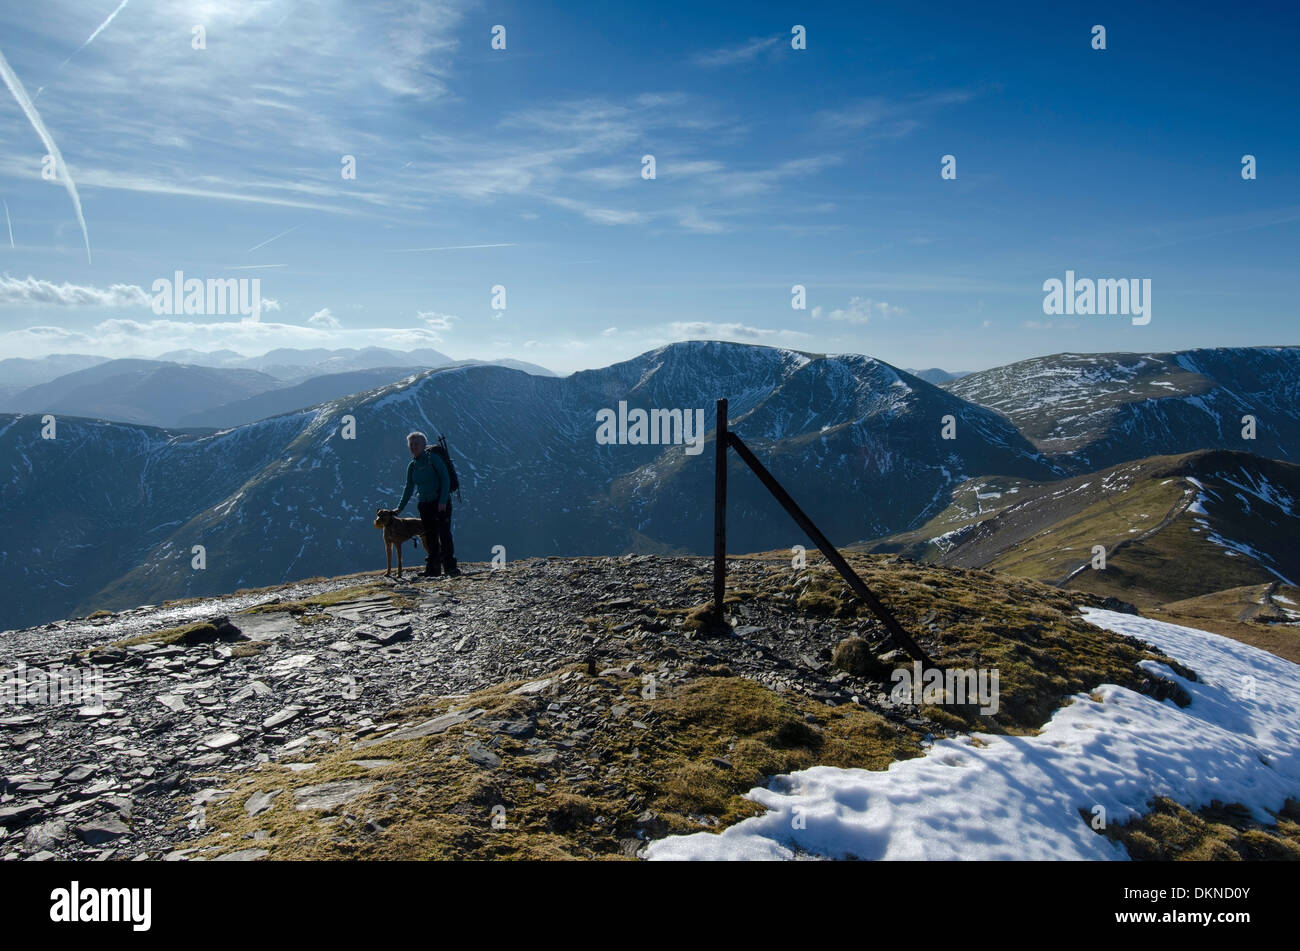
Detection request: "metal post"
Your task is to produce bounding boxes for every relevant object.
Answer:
[713,399,728,617]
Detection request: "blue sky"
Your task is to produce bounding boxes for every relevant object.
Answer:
[0,0,1296,375]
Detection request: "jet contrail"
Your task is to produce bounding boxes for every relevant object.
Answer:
[3,200,12,248]
[247,225,297,252]
[0,49,92,263]
[61,0,130,68]
[31,0,130,100]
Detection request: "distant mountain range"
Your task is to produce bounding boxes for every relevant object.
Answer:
[904,367,968,385]
[0,348,557,428]
[0,342,1296,631]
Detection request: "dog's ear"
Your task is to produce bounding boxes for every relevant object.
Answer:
[376,508,384,516]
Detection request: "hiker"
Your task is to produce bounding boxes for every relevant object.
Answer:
[394,430,459,577]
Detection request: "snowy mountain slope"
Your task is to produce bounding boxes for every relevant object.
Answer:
[944,347,1300,470]
[646,608,1300,860]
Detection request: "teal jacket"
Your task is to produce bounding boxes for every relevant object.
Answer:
[396,447,450,511]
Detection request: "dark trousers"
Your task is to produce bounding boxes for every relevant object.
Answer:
[417,500,456,571]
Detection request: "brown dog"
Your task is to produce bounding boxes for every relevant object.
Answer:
[374,508,429,578]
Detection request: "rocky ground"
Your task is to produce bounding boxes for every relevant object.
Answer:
[0,553,1174,861]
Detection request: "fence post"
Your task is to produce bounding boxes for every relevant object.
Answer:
[713,398,728,617]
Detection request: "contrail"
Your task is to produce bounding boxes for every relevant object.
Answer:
[247,225,297,252]
[2,200,12,248]
[60,0,130,69]
[32,0,129,100]
[0,49,92,263]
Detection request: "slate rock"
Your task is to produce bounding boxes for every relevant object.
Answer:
[486,719,535,739]
[74,816,130,844]
[0,804,41,828]
[466,742,502,769]
[262,707,304,730]
[214,848,269,861]
[201,731,242,749]
[292,780,375,812]
[244,789,282,818]
[24,819,68,851]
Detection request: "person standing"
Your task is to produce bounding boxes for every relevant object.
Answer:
[394,430,459,577]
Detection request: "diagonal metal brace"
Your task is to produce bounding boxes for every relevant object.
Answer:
[725,430,932,666]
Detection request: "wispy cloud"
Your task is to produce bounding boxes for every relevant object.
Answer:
[818,90,977,139]
[692,36,781,68]
[2,199,12,248]
[397,243,516,252]
[307,307,339,328]
[0,48,92,262]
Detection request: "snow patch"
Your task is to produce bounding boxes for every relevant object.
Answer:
[645,610,1300,860]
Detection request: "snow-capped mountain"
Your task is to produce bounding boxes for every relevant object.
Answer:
[0,341,1048,630]
[944,347,1300,471]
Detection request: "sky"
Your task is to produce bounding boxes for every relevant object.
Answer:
[0,0,1296,376]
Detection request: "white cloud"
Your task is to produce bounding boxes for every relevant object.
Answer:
[668,320,810,343]
[0,275,150,307]
[817,296,907,324]
[417,311,458,331]
[0,315,458,358]
[307,307,339,328]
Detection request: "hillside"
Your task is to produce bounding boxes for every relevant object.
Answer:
[944,347,1300,470]
[1,552,1296,861]
[0,341,1050,629]
[864,450,1300,653]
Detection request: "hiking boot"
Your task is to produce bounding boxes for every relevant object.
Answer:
[422,563,441,577]
[442,564,462,577]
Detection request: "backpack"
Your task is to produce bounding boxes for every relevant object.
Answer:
[431,436,460,496]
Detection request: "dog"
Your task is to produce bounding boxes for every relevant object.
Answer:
[373,508,430,578]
